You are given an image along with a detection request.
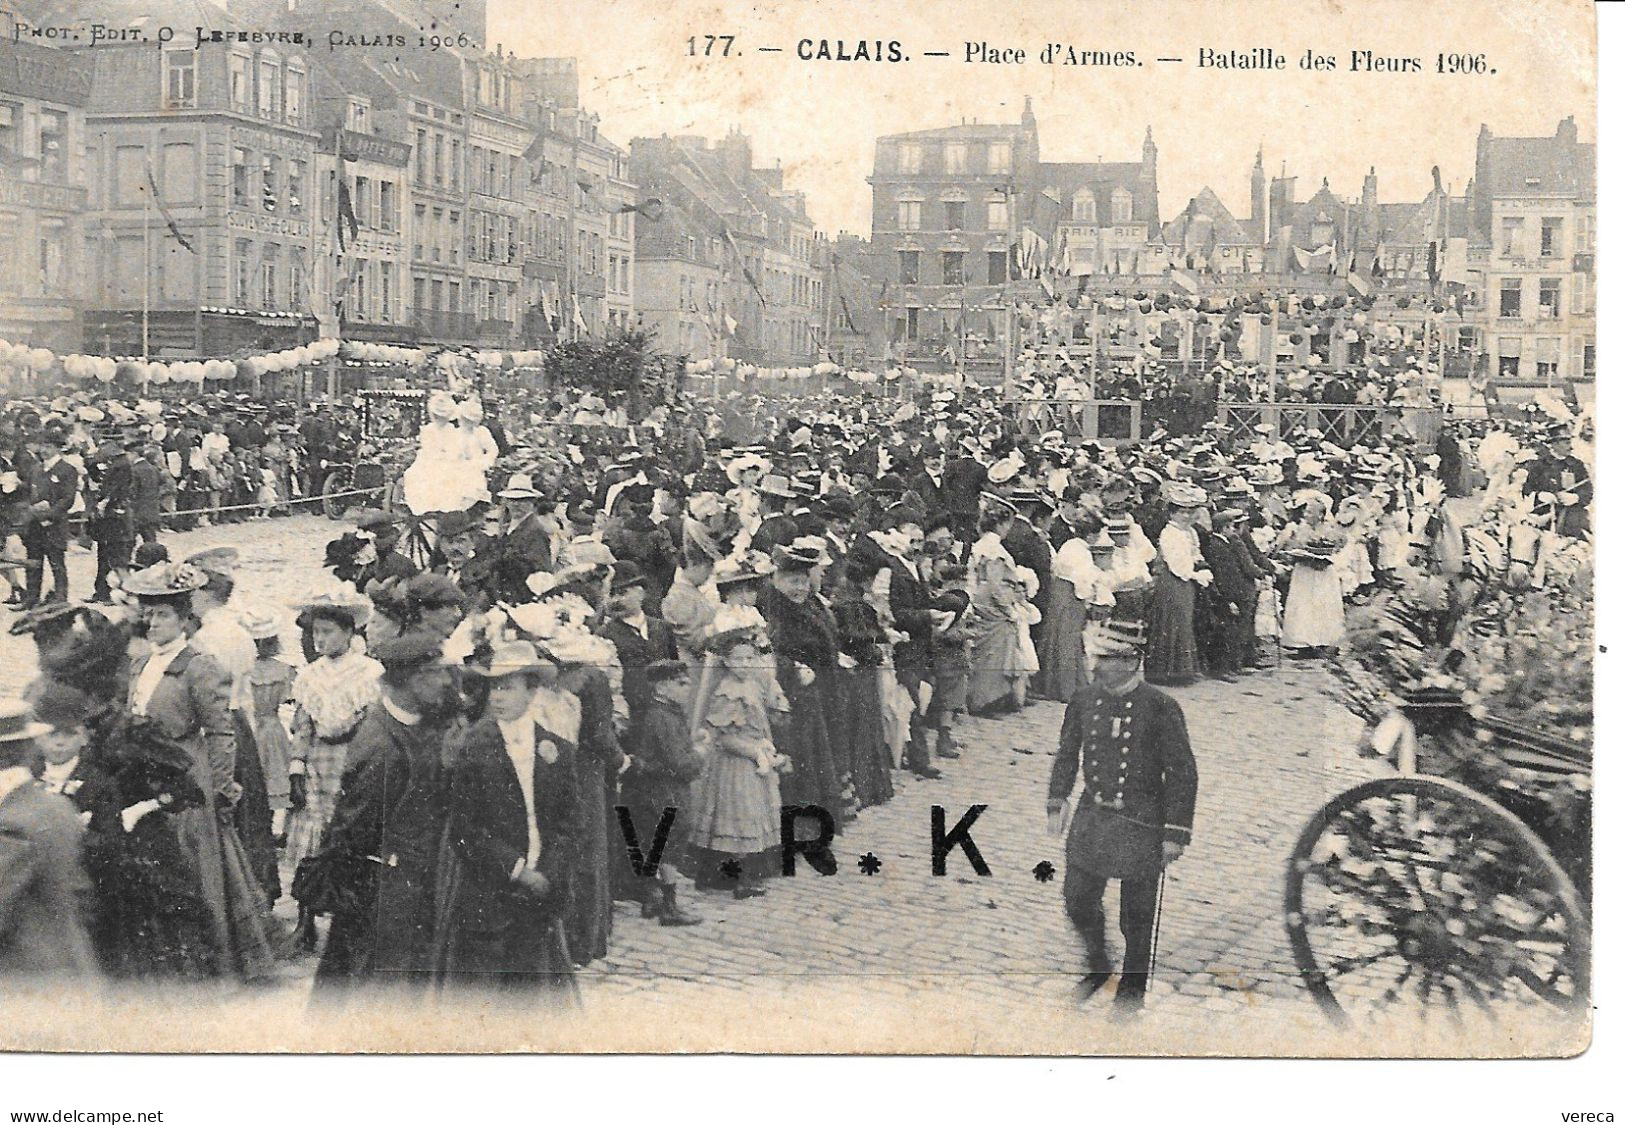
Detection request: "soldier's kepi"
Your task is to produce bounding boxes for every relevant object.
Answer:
[1047,618,1198,1016]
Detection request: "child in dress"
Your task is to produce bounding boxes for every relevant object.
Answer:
[687,562,789,900]
[241,609,295,843]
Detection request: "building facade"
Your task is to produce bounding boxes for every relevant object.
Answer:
[1473,117,1595,383]
[0,33,92,352]
[74,8,319,357]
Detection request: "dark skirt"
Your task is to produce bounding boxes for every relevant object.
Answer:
[565,758,613,966]
[1145,564,1201,684]
[1034,583,1090,701]
[776,681,845,825]
[83,813,218,979]
[173,804,279,982]
[231,709,281,905]
[834,666,894,810]
[431,846,579,1004]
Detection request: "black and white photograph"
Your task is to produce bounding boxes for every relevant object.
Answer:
[0,0,1605,1077]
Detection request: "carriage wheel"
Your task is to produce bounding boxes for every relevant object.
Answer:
[1284,774,1588,1025]
[400,517,435,570]
[321,470,352,521]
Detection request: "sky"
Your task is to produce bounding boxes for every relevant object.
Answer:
[489,0,1594,237]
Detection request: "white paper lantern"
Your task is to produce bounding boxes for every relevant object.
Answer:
[29,347,54,370]
[148,363,171,385]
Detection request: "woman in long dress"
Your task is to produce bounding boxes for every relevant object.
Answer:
[966,506,1030,714]
[826,553,894,812]
[1038,529,1114,699]
[284,591,382,947]
[1144,488,1210,686]
[757,541,845,824]
[1279,492,1347,656]
[122,562,279,982]
[401,392,463,516]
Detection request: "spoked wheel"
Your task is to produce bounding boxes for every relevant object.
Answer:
[399,517,436,571]
[1284,774,1588,1026]
[321,469,352,521]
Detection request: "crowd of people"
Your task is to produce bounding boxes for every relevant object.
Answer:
[0,364,1593,1011]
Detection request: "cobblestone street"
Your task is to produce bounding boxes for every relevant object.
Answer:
[2,515,1413,1047]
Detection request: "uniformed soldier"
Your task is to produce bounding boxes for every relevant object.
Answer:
[1047,619,1197,1015]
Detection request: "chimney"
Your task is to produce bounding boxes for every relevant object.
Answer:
[1250,147,1266,225]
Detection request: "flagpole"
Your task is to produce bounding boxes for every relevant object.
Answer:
[143,179,152,361]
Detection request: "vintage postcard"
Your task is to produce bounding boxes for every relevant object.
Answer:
[0,0,1596,1057]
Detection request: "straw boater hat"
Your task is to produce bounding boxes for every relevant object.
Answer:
[239,605,282,641]
[496,472,545,500]
[702,603,769,652]
[758,473,797,500]
[1164,482,1208,510]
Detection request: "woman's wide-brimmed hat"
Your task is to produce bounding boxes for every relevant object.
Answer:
[295,587,373,630]
[122,562,209,598]
[713,550,774,589]
[1164,482,1208,510]
[465,638,549,678]
[702,604,768,652]
[771,538,829,572]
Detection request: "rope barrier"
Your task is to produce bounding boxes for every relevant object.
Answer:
[152,485,386,524]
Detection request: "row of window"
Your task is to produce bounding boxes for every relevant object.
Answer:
[221,48,306,124]
[409,276,516,325]
[1496,276,1579,320]
[414,126,463,193]
[893,198,1009,232]
[1495,336,1594,380]
[899,249,1010,287]
[412,203,462,265]
[230,238,309,313]
[467,209,520,265]
[676,273,721,311]
[469,144,525,201]
[0,218,68,297]
[230,147,307,216]
[1497,215,1592,259]
[0,103,69,185]
[891,140,1013,176]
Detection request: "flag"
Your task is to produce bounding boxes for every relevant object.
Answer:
[572,295,590,336]
[337,177,359,251]
[719,222,768,308]
[1169,269,1202,296]
[144,160,196,254]
[539,289,555,327]
[1348,271,1374,299]
[723,312,738,337]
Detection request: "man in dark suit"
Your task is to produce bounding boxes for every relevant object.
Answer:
[20,421,79,608]
[355,510,420,586]
[438,641,577,996]
[1004,492,1055,665]
[0,699,100,981]
[491,475,553,602]
[1199,509,1263,680]
[1047,621,1197,1017]
[313,632,461,996]
[130,439,164,548]
[907,442,949,517]
[87,437,135,603]
[750,474,802,554]
[876,509,943,779]
[942,440,989,548]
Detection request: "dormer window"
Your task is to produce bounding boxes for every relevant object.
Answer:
[349,99,369,133]
[1072,189,1097,223]
[1111,188,1132,224]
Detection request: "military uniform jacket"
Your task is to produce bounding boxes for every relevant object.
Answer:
[1048,679,1197,879]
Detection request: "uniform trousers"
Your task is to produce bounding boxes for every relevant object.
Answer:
[21,526,67,604]
[1062,864,1159,1002]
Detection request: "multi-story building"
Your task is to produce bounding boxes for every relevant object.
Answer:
[463,50,526,346]
[869,98,1158,366]
[74,4,318,357]
[1471,117,1595,383]
[0,30,92,352]
[309,80,414,341]
[513,56,635,339]
[631,130,819,369]
[821,233,886,368]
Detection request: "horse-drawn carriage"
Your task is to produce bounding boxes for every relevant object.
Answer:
[318,389,426,520]
[1283,573,1591,1024]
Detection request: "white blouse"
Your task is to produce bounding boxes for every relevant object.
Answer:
[1158,523,1206,582]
